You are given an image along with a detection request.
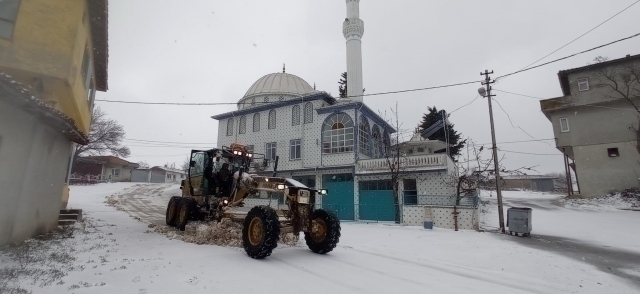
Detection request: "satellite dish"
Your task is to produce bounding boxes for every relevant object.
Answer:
[478,87,487,97]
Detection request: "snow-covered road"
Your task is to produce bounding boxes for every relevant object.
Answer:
[2,183,638,293]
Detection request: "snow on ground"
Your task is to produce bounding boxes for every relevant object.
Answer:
[0,184,639,293]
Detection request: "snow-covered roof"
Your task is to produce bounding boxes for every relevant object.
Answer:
[152,166,186,174]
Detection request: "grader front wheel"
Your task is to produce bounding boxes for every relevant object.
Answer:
[242,206,280,259]
[304,209,341,254]
[165,197,180,226]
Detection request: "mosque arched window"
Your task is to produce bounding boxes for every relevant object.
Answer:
[268,110,276,129]
[292,105,301,126]
[304,102,313,124]
[238,115,247,134]
[359,115,371,156]
[322,113,354,154]
[253,113,261,132]
[226,118,234,136]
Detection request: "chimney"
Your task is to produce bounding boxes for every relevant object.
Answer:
[627,54,631,58]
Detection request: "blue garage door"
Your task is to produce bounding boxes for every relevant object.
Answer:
[359,180,395,221]
[322,174,354,220]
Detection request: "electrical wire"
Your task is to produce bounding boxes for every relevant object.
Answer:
[496,31,640,81]
[494,89,638,111]
[450,94,480,114]
[516,0,640,72]
[498,149,563,156]
[124,138,216,145]
[491,98,553,146]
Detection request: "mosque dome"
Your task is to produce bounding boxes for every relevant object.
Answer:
[238,72,314,109]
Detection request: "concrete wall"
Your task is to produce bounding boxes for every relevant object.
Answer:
[0,100,71,245]
[101,165,133,182]
[573,141,640,197]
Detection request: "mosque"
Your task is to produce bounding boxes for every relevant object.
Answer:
[213,0,464,224]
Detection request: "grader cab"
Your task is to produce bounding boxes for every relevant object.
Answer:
[165,143,341,259]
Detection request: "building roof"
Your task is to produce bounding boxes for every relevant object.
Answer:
[87,0,109,91]
[501,175,558,180]
[152,166,186,174]
[80,156,139,168]
[558,53,640,96]
[242,72,314,101]
[0,72,88,144]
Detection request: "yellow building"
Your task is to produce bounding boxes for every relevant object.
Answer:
[0,0,108,245]
[0,0,108,134]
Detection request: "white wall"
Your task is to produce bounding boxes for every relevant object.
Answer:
[0,100,71,245]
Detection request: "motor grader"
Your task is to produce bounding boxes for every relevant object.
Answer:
[165,143,340,259]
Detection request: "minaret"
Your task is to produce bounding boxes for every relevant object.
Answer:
[343,0,364,102]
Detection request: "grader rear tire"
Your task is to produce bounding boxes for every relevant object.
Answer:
[242,206,280,259]
[165,197,180,226]
[176,199,193,231]
[304,209,341,254]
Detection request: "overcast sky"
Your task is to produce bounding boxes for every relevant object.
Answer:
[96,0,640,173]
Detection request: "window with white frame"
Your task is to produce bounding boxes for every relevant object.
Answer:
[322,113,354,154]
[292,105,301,126]
[239,115,247,134]
[371,126,381,158]
[266,142,277,160]
[112,168,120,177]
[290,139,301,160]
[359,115,371,156]
[226,118,234,136]
[253,113,260,132]
[304,102,313,124]
[560,117,570,132]
[577,78,589,91]
[268,110,276,129]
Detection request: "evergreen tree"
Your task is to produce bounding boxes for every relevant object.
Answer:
[338,72,348,98]
[419,106,466,160]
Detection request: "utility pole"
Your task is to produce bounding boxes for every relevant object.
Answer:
[479,70,505,233]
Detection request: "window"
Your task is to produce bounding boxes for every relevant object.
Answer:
[403,179,418,205]
[266,142,277,160]
[167,173,172,179]
[264,96,269,103]
[359,116,370,156]
[559,117,570,132]
[304,102,313,124]
[87,79,96,110]
[322,113,354,154]
[226,118,234,136]
[190,151,206,175]
[253,113,261,132]
[292,105,301,126]
[407,148,414,155]
[268,110,276,129]
[251,98,256,106]
[417,147,425,153]
[0,0,20,39]
[371,126,382,158]
[279,96,285,102]
[293,176,316,188]
[81,45,91,83]
[290,139,301,160]
[112,168,120,177]
[577,78,589,91]
[239,115,247,134]
[608,148,619,157]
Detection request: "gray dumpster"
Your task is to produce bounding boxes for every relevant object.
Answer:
[507,207,532,236]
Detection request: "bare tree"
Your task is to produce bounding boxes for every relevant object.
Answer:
[373,103,407,223]
[137,161,149,169]
[181,158,190,174]
[75,107,130,158]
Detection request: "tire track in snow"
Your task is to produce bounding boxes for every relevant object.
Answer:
[270,256,367,293]
[343,246,547,294]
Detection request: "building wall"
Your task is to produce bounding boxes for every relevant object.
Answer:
[573,141,640,197]
[547,99,638,151]
[101,165,133,182]
[0,100,71,245]
[217,100,365,172]
[0,0,95,134]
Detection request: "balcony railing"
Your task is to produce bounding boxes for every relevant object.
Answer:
[357,154,447,171]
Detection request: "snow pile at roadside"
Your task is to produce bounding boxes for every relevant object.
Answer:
[153,219,300,248]
[557,192,640,211]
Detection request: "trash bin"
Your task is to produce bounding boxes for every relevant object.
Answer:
[507,207,532,236]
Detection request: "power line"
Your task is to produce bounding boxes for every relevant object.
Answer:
[491,97,553,146]
[124,138,216,145]
[478,138,556,146]
[494,89,638,111]
[499,149,563,156]
[496,31,640,81]
[450,94,480,114]
[516,0,640,72]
